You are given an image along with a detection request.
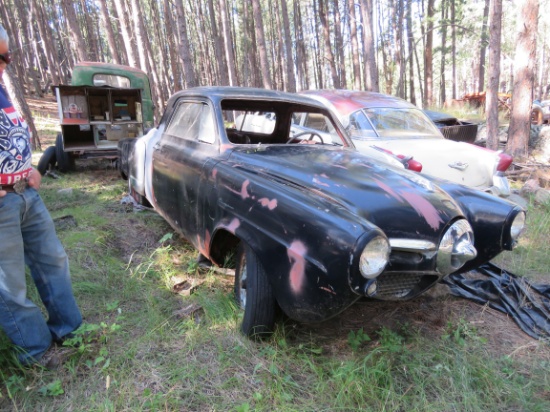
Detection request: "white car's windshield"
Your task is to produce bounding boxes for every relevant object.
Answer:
[348,108,442,140]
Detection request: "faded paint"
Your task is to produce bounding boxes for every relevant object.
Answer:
[225,179,251,199]
[288,240,307,294]
[400,191,444,231]
[220,218,241,234]
[258,197,278,210]
[375,178,442,231]
[375,179,404,202]
[240,180,250,199]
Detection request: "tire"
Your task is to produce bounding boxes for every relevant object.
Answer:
[531,106,543,125]
[37,146,57,176]
[55,133,75,172]
[234,241,276,338]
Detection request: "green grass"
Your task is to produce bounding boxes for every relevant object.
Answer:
[1,158,549,411]
[492,198,550,282]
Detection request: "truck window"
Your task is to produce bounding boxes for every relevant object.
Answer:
[93,74,131,88]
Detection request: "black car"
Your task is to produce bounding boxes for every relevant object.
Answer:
[119,87,525,337]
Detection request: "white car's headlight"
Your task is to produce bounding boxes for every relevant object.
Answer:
[359,235,390,279]
[437,219,477,275]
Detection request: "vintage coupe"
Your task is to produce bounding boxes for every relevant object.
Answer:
[301,90,513,197]
[118,87,525,337]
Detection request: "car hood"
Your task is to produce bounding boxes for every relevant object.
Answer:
[226,145,463,240]
[352,137,497,188]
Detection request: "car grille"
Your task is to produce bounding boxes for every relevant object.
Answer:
[375,273,438,300]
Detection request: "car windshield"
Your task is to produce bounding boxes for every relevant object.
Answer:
[348,107,442,140]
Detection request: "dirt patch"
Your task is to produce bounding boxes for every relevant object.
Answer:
[27,95,58,117]
[287,290,549,361]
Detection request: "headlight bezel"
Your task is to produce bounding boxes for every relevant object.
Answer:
[436,218,477,275]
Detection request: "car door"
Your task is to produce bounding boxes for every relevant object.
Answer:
[152,99,219,240]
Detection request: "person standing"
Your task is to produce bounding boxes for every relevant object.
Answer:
[0,24,82,366]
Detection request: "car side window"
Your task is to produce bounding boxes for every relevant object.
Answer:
[165,102,215,144]
[198,105,216,144]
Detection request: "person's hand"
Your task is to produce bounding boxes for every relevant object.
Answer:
[27,168,41,189]
[0,189,6,197]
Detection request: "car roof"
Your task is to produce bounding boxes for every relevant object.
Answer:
[301,89,418,117]
[169,86,330,110]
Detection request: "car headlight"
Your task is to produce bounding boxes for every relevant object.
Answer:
[437,219,477,275]
[359,235,390,279]
[510,211,526,241]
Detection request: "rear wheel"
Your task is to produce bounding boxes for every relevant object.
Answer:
[234,241,276,338]
[37,146,57,175]
[55,133,75,172]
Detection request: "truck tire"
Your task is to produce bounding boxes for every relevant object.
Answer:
[55,133,76,172]
[234,241,276,339]
[37,146,57,175]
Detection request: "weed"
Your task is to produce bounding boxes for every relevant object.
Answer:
[347,328,371,351]
[38,379,64,397]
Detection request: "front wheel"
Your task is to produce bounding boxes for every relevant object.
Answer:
[234,241,276,338]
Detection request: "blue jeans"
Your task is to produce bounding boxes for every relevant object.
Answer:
[0,188,81,364]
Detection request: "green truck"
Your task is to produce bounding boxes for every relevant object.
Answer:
[38,62,154,174]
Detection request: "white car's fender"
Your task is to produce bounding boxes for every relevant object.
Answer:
[128,127,159,205]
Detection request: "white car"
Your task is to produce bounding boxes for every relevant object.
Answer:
[301,90,512,197]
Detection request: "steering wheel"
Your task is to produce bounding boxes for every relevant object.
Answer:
[286,131,324,144]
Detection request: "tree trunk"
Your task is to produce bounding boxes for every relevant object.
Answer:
[360,0,378,91]
[280,0,297,92]
[451,0,457,99]
[163,0,182,91]
[220,0,238,86]
[478,0,490,93]
[79,0,99,62]
[174,0,198,88]
[208,0,229,86]
[61,0,88,63]
[486,0,502,151]
[32,0,62,86]
[319,0,340,89]
[406,0,416,105]
[348,0,361,90]
[98,0,121,64]
[294,0,308,90]
[333,0,346,89]
[243,1,259,87]
[251,0,272,89]
[423,0,435,108]
[507,0,539,160]
[439,0,447,105]
[113,0,137,67]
